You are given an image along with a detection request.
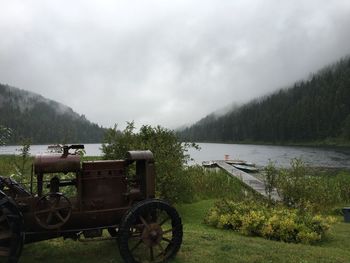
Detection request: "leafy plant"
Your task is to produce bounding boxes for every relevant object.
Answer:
[266,159,350,212]
[204,199,335,244]
[8,139,33,190]
[12,139,31,177]
[0,125,11,146]
[263,160,279,202]
[101,121,198,203]
[277,158,310,209]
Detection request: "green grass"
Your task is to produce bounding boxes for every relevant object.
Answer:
[20,199,350,263]
[1,155,350,262]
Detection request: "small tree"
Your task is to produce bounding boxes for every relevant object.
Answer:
[0,126,11,146]
[11,139,32,183]
[263,160,279,203]
[102,122,197,203]
[277,158,310,209]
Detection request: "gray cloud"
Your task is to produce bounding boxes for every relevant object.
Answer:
[1,0,350,129]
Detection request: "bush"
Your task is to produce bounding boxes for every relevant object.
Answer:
[101,122,198,203]
[263,160,279,202]
[265,159,350,212]
[204,199,335,244]
[0,126,11,146]
[276,158,310,209]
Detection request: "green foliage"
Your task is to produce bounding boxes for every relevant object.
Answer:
[277,159,310,209]
[179,56,350,145]
[263,160,279,202]
[182,166,254,202]
[102,122,198,203]
[265,159,350,212]
[4,140,33,191]
[204,199,336,244]
[11,139,31,179]
[0,125,11,146]
[0,141,33,191]
[0,155,19,176]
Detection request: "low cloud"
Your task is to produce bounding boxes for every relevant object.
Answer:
[0,0,350,129]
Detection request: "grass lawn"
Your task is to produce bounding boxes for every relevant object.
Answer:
[20,199,350,263]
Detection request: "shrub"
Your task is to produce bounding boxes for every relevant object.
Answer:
[204,199,335,244]
[0,126,11,146]
[265,159,350,212]
[240,210,267,236]
[276,158,310,209]
[263,160,279,202]
[101,122,198,203]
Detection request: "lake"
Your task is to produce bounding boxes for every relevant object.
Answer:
[0,143,349,168]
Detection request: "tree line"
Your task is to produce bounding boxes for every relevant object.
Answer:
[0,84,106,144]
[178,56,350,145]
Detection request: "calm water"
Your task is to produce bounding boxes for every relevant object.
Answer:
[0,143,349,168]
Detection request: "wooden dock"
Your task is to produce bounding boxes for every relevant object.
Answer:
[214,161,281,201]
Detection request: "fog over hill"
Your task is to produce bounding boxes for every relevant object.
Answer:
[0,84,106,144]
[178,56,350,145]
[1,1,350,129]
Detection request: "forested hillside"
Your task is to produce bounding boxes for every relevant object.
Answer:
[179,57,350,145]
[0,84,106,144]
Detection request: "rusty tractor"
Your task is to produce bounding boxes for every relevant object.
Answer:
[0,145,183,263]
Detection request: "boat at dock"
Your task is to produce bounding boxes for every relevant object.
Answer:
[202,161,217,168]
[232,164,259,173]
[202,159,258,171]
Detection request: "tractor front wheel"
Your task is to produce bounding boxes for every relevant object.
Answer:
[118,199,183,263]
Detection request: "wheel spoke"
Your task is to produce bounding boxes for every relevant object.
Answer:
[55,211,65,222]
[53,195,61,207]
[162,228,173,235]
[54,205,71,211]
[162,237,173,244]
[156,243,166,258]
[130,232,142,239]
[159,216,170,226]
[46,212,53,225]
[139,216,150,230]
[35,208,52,215]
[130,239,143,252]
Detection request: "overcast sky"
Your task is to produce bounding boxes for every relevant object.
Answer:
[1,0,350,129]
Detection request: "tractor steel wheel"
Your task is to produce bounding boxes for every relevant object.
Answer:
[118,199,182,263]
[0,194,23,263]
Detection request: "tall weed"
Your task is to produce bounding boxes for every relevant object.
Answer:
[268,159,350,212]
[181,166,256,202]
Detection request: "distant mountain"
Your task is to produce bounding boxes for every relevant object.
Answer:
[178,56,350,145]
[0,84,106,144]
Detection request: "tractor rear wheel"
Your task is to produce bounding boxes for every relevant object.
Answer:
[0,193,23,263]
[118,199,182,263]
